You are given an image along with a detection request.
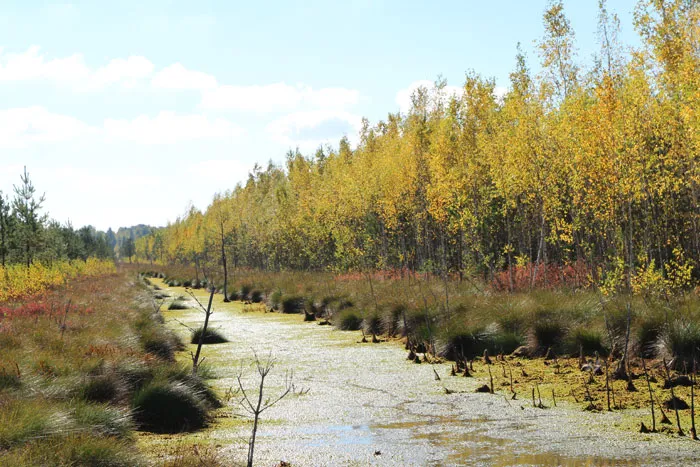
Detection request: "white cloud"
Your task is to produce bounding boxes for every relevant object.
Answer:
[267,110,362,149]
[0,107,243,147]
[151,63,217,90]
[0,106,94,148]
[104,111,244,145]
[0,47,153,91]
[0,48,361,116]
[201,83,359,112]
[89,56,154,90]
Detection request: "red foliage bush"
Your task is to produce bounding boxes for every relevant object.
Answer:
[491,260,593,292]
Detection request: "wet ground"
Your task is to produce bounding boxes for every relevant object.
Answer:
[142,281,699,466]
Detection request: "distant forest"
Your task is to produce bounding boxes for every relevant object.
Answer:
[137,0,699,295]
[0,168,155,267]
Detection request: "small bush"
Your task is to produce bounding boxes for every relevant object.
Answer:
[250,290,263,303]
[658,321,700,370]
[0,368,21,390]
[132,382,208,433]
[239,284,252,300]
[566,327,607,356]
[637,315,665,359]
[190,327,229,345]
[115,362,154,392]
[491,331,524,355]
[281,295,305,314]
[364,312,383,336]
[79,374,121,403]
[268,289,283,310]
[530,316,567,355]
[226,288,240,301]
[168,299,189,310]
[166,366,221,409]
[141,330,176,361]
[337,309,363,331]
[384,303,407,336]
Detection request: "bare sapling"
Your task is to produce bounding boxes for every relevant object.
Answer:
[662,358,684,436]
[187,286,216,374]
[691,358,697,440]
[640,357,656,431]
[234,351,293,467]
[60,299,72,340]
[613,303,632,381]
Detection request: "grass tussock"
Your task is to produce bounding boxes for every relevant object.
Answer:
[132,381,208,433]
[167,299,190,310]
[190,327,229,344]
[336,308,363,331]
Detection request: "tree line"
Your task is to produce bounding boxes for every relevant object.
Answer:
[0,167,114,267]
[137,0,699,294]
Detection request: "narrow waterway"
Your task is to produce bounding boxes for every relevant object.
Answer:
[142,280,698,466]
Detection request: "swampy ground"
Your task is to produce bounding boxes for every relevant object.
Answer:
[140,279,700,466]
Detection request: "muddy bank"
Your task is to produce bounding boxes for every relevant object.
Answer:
[140,281,698,466]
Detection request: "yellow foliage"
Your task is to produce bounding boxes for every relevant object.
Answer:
[0,258,115,301]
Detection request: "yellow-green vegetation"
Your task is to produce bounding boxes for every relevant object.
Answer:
[0,258,116,301]
[0,270,220,466]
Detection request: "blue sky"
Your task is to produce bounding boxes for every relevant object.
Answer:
[0,0,640,231]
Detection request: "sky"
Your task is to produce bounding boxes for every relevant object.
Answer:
[0,0,641,232]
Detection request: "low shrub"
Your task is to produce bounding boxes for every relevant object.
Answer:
[637,315,665,359]
[529,314,567,355]
[250,290,263,303]
[658,321,700,370]
[566,327,607,356]
[166,366,221,409]
[132,382,208,433]
[491,330,524,355]
[384,303,407,336]
[239,284,252,300]
[79,374,121,403]
[281,295,305,314]
[226,288,240,301]
[364,312,383,336]
[115,361,154,392]
[190,327,229,345]
[439,322,523,361]
[336,309,363,331]
[0,367,21,390]
[141,330,176,361]
[168,299,190,311]
[268,289,283,310]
